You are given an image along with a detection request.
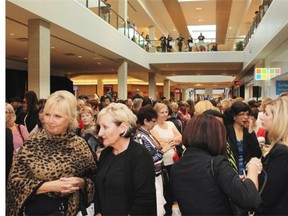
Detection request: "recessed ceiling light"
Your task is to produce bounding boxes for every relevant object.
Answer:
[51,46,55,49]
[78,56,82,58]
[9,33,15,36]
[196,7,202,10]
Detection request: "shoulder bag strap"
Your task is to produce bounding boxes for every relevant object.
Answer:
[17,124,25,142]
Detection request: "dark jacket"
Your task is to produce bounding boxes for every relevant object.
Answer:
[226,125,262,168]
[24,108,39,133]
[256,144,288,215]
[15,106,25,125]
[171,147,262,215]
[6,128,14,182]
[95,139,156,215]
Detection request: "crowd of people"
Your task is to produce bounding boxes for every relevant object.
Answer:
[158,33,218,53]
[5,90,288,215]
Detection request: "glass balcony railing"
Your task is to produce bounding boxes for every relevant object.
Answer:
[80,0,272,53]
[244,0,273,47]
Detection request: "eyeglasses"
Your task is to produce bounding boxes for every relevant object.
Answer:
[5,111,13,114]
[237,112,249,117]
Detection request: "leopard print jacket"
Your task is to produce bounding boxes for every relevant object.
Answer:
[6,129,97,216]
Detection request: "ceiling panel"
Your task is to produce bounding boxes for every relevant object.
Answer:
[6,0,265,88]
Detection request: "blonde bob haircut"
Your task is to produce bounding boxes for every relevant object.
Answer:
[266,98,288,146]
[6,103,16,126]
[79,105,95,118]
[153,102,168,113]
[43,90,78,131]
[97,102,137,129]
[194,100,214,115]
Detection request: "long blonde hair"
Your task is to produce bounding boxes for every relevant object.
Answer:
[266,98,288,146]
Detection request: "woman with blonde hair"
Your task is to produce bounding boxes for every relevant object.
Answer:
[5,103,29,155]
[257,98,288,215]
[95,103,156,215]
[220,99,232,113]
[7,90,96,216]
[256,97,272,138]
[194,100,216,115]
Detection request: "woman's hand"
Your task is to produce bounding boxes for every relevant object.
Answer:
[161,139,172,153]
[245,157,262,190]
[246,157,262,174]
[59,177,85,194]
[246,117,254,133]
[36,177,85,195]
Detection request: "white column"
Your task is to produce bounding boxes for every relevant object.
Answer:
[163,79,170,100]
[118,0,128,21]
[28,19,50,99]
[148,72,156,100]
[97,79,104,96]
[183,88,189,101]
[149,25,156,52]
[118,60,128,100]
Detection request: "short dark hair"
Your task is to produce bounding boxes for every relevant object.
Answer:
[183,114,226,156]
[136,105,158,125]
[249,109,259,119]
[224,102,251,125]
[9,96,22,103]
[104,94,112,102]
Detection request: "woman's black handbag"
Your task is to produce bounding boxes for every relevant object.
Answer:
[22,194,67,216]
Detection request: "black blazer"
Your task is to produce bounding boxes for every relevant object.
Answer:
[226,125,262,168]
[95,139,156,215]
[171,147,262,215]
[256,144,288,215]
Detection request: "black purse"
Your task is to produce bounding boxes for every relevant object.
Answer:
[22,194,67,216]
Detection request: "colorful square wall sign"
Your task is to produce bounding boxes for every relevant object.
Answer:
[255,68,268,80]
[269,68,281,79]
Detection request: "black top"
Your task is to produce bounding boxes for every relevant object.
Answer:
[15,106,25,125]
[171,147,262,215]
[6,128,14,182]
[95,139,156,215]
[25,107,39,132]
[257,144,288,215]
[226,125,262,169]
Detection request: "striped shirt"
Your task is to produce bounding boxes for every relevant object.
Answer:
[134,127,164,176]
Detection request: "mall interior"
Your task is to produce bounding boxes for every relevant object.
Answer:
[5,0,288,102]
